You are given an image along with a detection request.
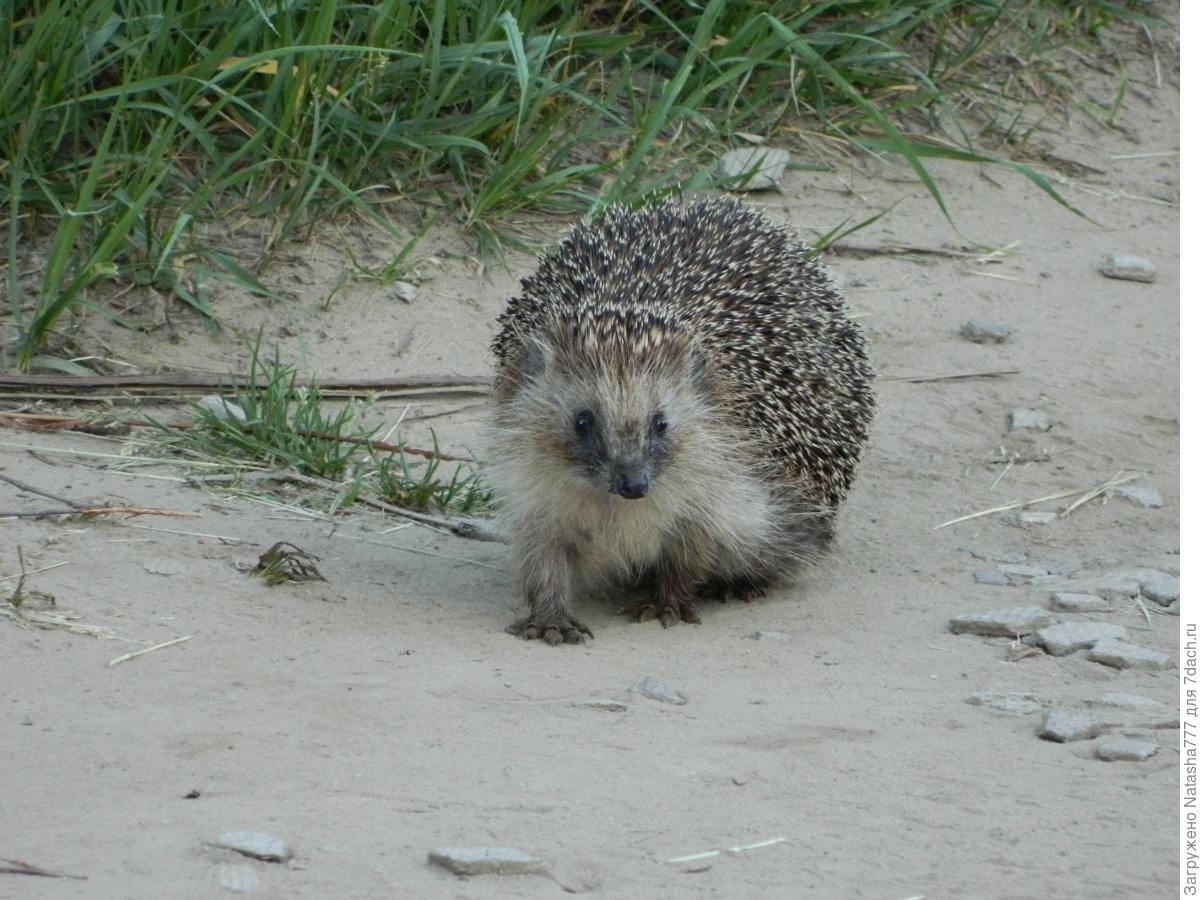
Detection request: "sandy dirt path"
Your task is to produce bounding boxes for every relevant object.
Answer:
[0,34,1179,900]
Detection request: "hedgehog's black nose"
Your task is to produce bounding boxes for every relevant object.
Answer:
[613,471,649,500]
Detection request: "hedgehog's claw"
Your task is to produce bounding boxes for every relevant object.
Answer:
[506,615,592,645]
[621,596,702,627]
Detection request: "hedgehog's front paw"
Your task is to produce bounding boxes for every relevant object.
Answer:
[506,615,593,646]
[620,596,701,628]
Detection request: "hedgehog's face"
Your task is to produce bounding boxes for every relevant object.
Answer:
[518,332,710,501]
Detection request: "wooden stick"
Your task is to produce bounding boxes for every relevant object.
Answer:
[0,372,491,398]
[882,370,1019,383]
[107,635,193,667]
[0,505,203,520]
[0,472,82,508]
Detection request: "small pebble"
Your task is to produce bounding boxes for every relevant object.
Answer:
[948,606,1054,637]
[1008,408,1052,432]
[1100,254,1157,283]
[1107,485,1164,508]
[216,863,259,894]
[966,690,1044,715]
[961,319,1011,343]
[144,558,185,576]
[1015,511,1057,526]
[428,847,547,877]
[212,831,291,863]
[1087,639,1172,670]
[751,630,792,642]
[1049,592,1110,613]
[629,677,687,705]
[1095,733,1158,762]
[197,395,249,426]
[973,571,1010,587]
[718,147,789,191]
[1031,621,1126,656]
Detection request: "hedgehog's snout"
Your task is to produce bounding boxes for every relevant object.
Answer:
[612,469,650,500]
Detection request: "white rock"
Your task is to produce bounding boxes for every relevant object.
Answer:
[1100,254,1157,283]
[1087,640,1172,670]
[197,395,248,426]
[719,147,789,191]
[1049,592,1110,613]
[1016,511,1057,526]
[428,847,547,876]
[752,630,792,642]
[1031,621,1126,656]
[1107,485,1164,508]
[1038,707,1125,742]
[1086,693,1177,728]
[628,677,687,705]
[1095,733,1158,761]
[961,320,1011,343]
[212,831,291,862]
[948,607,1054,637]
[1009,408,1052,432]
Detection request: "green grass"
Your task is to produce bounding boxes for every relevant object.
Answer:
[158,337,492,515]
[1,0,1156,368]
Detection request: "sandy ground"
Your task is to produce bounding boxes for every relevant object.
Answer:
[0,29,1180,900]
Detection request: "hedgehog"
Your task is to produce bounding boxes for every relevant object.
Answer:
[488,196,874,645]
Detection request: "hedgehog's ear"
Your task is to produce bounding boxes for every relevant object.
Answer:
[521,338,548,383]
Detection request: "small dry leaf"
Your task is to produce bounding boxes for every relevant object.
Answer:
[252,542,325,586]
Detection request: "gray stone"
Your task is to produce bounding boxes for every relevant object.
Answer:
[216,863,259,893]
[718,147,789,191]
[1009,408,1052,432]
[966,690,1044,715]
[143,558,185,576]
[1041,571,1142,601]
[948,606,1054,638]
[998,563,1051,581]
[961,320,1011,343]
[1038,707,1125,742]
[1100,254,1157,283]
[973,571,1010,587]
[1016,511,1057,526]
[428,847,547,877]
[197,394,249,426]
[212,831,291,863]
[1049,592,1110,613]
[1086,693,1177,728]
[960,546,1027,564]
[628,677,687,705]
[1087,640,1172,670]
[1095,733,1158,762]
[1129,569,1179,605]
[1031,621,1127,656]
[573,699,628,712]
[1044,559,1086,576]
[752,630,792,642]
[1108,485,1165,508]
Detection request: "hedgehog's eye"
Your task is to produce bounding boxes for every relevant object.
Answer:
[651,412,669,434]
[574,410,595,437]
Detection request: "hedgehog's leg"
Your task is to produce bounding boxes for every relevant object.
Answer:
[505,544,592,646]
[652,558,703,628]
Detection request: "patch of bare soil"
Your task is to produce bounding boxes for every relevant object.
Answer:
[0,25,1178,900]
